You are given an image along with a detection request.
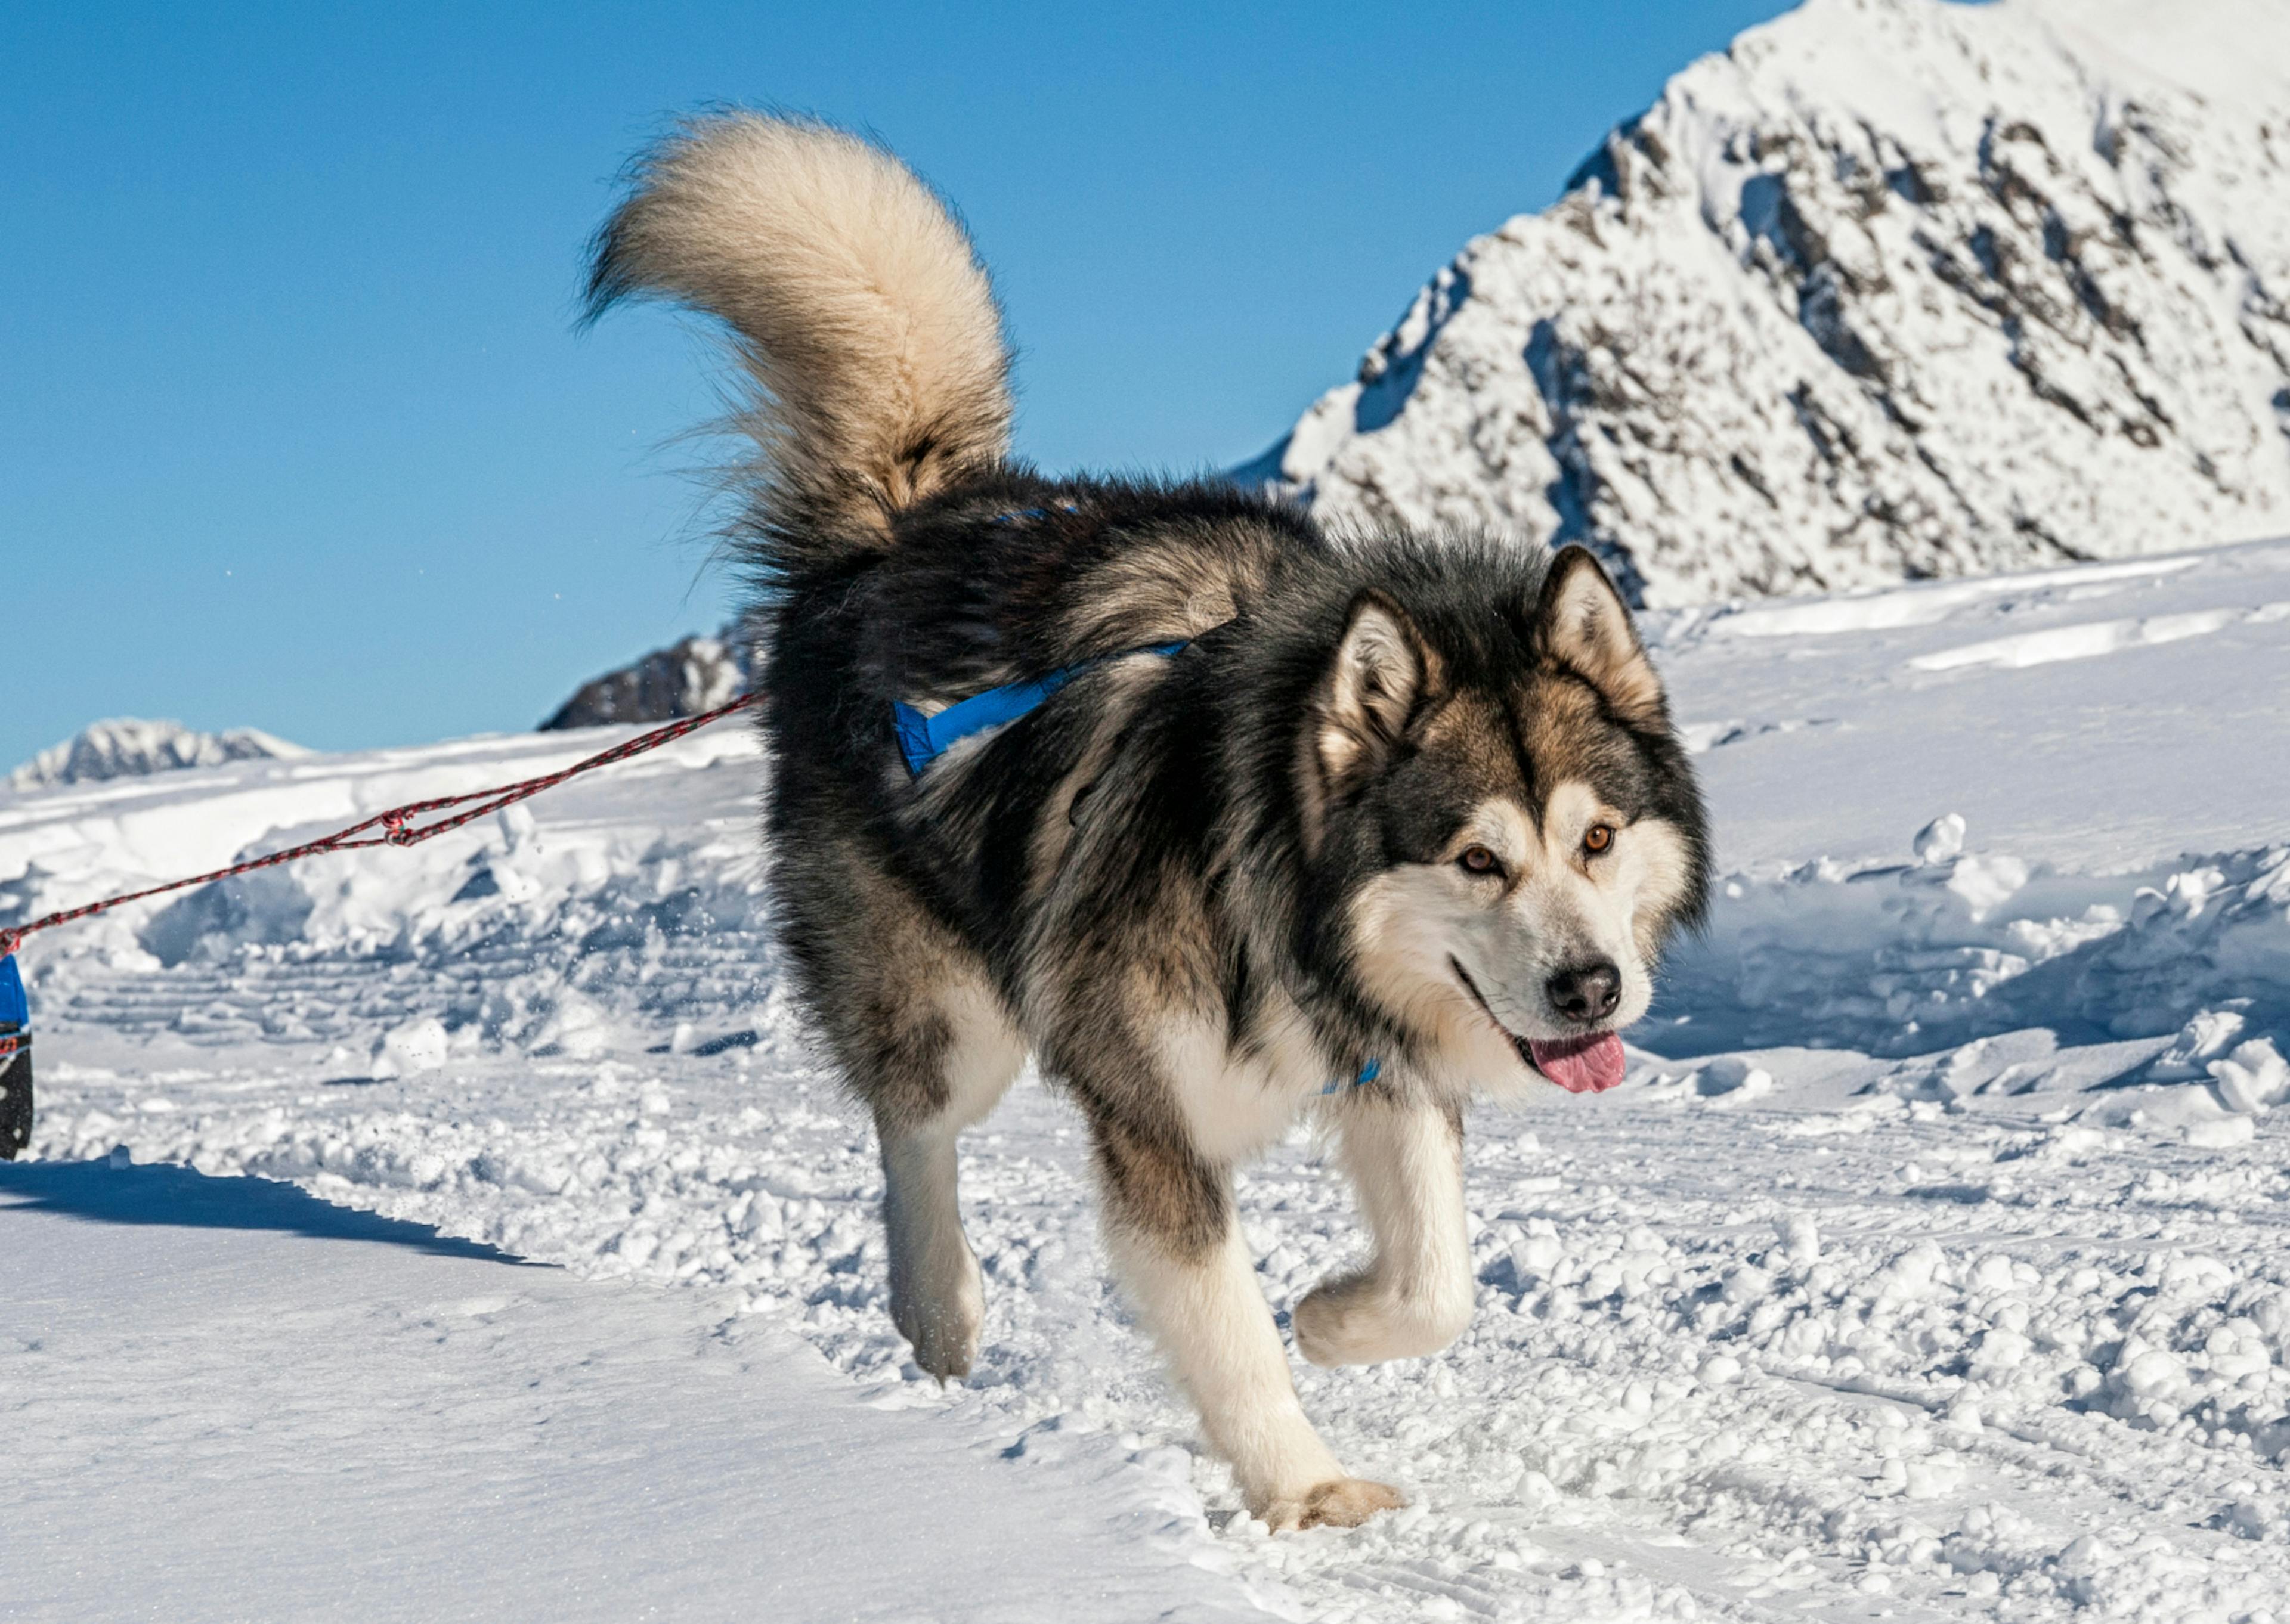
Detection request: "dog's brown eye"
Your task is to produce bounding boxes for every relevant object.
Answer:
[1459,845,1500,876]
[1582,823,1615,855]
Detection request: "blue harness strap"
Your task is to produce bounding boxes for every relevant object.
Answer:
[893,643,1186,777]
[1323,1058,1381,1096]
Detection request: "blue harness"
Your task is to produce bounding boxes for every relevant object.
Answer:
[892,643,1187,777]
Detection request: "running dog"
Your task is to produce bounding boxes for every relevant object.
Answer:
[586,114,1710,1530]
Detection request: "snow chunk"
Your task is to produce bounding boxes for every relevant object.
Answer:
[1943,854,2030,922]
[2148,1008,2251,1081]
[1694,1056,1775,1101]
[372,1018,449,1080]
[1913,813,1966,866]
[2209,1037,2290,1115]
[2184,1114,2255,1149]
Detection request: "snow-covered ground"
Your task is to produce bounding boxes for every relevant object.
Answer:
[7,539,2290,1621]
[4,1158,1257,1624]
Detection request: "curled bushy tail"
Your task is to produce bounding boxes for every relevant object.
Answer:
[586,113,1014,575]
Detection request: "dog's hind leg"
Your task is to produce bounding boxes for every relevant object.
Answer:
[1292,1094,1474,1368]
[779,839,1025,1381]
[1088,1112,1403,1532]
[874,974,1025,1381]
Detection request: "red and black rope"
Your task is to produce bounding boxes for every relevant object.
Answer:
[0,692,760,960]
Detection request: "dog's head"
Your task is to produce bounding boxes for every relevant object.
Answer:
[1297,545,1709,1094]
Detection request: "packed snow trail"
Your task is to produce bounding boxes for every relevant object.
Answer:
[2,1157,1263,1624]
[7,540,2290,1620]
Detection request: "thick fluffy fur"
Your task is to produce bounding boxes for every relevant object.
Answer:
[587,114,1013,562]
[589,113,1711,1530]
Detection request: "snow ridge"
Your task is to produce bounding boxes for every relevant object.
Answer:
[1250,0,2290,605]
[7,718,305,793]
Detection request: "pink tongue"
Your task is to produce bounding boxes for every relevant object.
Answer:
[1528,1033,1627,1095]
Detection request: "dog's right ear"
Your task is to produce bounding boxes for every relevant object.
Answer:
[1311,591,1434,799]
[1536,545,1663,723]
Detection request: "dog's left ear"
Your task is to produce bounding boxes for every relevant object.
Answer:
[1536,546,1663,722]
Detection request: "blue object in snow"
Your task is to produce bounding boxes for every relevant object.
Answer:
[0,953,26,1030]
[0,952,31,1159]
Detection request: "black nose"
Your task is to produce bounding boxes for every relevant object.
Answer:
[1546,960,1620,1023]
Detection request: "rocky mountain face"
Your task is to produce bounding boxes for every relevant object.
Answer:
[539,630,749,731]
[1245,0,2290,605]
[7,720,306,793]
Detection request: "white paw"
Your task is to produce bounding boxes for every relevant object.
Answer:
[1292,1273,1470,1368]
[890,1253,984,1382]
[1261,1476,1405,1532]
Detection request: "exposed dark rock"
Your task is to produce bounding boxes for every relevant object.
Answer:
[540,630,751,732]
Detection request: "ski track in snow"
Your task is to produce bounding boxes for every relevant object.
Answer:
[8,542,2290,1622]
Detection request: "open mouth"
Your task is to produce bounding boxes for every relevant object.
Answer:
[1450,959,1627,1095]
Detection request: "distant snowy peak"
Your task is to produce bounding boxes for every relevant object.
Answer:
[1252,0,2290,605]
[8,719,307,792]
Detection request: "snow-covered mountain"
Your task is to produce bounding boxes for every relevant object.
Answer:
[1246,0,2290,605]
[7,718,305,792]
[540,629,748,731]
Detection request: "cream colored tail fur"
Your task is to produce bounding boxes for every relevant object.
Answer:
[586,113,1013,571]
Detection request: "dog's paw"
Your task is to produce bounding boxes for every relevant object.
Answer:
[1262,1477,1405,1532]
[1290,1278,1372,1366]
[890,1259,984,1383]
[897,1307,979,1382]
[1293,1274,1469,1368]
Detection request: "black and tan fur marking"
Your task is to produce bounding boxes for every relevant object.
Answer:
[587,113,1709,1530]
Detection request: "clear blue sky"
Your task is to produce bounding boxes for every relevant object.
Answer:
[2,1,1795,770]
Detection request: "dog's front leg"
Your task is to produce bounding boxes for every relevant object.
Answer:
[1293,1093,1474,1367]
[1090,1117,1401,1532]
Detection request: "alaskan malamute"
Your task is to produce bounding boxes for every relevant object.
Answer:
[588,114,1710,1530]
